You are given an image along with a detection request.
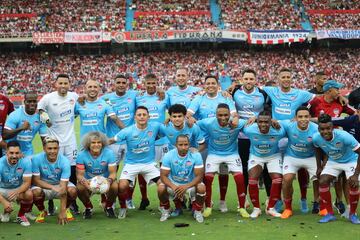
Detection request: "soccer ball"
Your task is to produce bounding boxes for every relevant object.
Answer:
[89,176,110,194]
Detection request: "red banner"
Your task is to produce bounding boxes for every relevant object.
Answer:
[134,11,211,18]
[0,13,37,19]
[307,9,360,15]
[33,32,64,44]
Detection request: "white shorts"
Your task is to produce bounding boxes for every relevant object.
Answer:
[202,148,228,175]
[109,143,127,165]
[282,155,317,180]
[32,182,76,200]
[120,163,160,185]
[321,161,360,180]
[155,144,169,164]
[167,186,196,201]
[59,142,78,166]
[206,154,242,174]
[248,153,282,174]
[0,187,21,201]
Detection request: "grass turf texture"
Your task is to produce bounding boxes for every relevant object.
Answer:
[0,119,359,240]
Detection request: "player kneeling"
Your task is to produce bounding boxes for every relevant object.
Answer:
[32,137,77,225]
[76,132,118,219]
[0,141,33,226]
[158,135,205,223]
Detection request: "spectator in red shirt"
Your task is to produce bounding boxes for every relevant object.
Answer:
[309,80,355,118]
[0,93,15,156]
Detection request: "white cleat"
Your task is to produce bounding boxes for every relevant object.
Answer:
[250,208,262,219]
[219,200,228,213]
[341,206,350,219]
[159,207,170,222]
[0,213,10,223]
[118,208,127,219]
[267,207,281,217]
[126,199,136,210]
[25,212,37,221]
[193,210,204,223]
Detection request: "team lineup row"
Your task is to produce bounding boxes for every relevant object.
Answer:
[0,68,359,226]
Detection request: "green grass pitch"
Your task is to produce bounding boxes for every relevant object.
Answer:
[0,119,359,240]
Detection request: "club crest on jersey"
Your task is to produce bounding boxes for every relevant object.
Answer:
[127,98,132,103]
[100,161,107,166]
[16,167,23,173]
[185,161,192,166]
[335,142,342,147]
[69,99,75,105]
[206,163,211,168]
[34,121,39,126]
[293,134,298,139]
[284,165,288,170]
[333,108,340,116]
[147,131,153,137]
[97,104,103,110]
[307,137,313,142]
[0,104,4,110]
[270,137,276,142]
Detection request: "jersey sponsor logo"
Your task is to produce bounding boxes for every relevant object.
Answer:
[118,107,129,113]
[138,141,149,148]
[85,112,97,118]
[83,119,98,126]
[243,104,254,109]
[87,162,93,167]
[54,168,61,173]
[148,106,158,111]
[293,134,298,139]
[60,109,72,117]
[100,161,107,166]
[275,107,291,115]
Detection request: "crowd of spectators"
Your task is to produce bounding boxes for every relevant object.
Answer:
[132,14,215,31]
[131,0,209,12]
[1,48,358,95]
[309,14,360,29]
[303,0,360,10]
[219,0,303,30]
[0,0,126,36]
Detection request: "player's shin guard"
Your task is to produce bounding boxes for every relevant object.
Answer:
[18,200,33,217]
[118,191,128,209]
[298,168,309,200]
[33,196,45,211]
[138,175,148,200]
[349,187,359,215]
[248,178,260,208]
[268,177,282,209]
[204,174,214,208]
[219,174,229,201]
[319,184,334,214]
[160,200,170,210]
[233,173,246,208]
[284,198,293,211]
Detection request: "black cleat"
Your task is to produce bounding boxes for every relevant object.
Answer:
[312,201,319,214]
[83,208,93,219]
[48,200,55,216]
[106,208,116,218]
[139,199,150,210]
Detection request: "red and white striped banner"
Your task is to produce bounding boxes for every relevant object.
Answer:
[248,30,310,45]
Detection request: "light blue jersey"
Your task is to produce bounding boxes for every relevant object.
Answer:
[243,123,287,157]
[76,147,117,179]
[136,93,170,145]
[161,149,203,185]
[101,91,138,138]
[313,129,360,163]
[5,107,47,156]
[188,93,236,120]
[160,122,205,150]
[263,86,314,120]
[166,85,201,107]
[4,107,47,156]
[282,120,318,158]
[197,118,246,155]
[233,87,266,120]
[32,152,71,185]
[0,156,32,189]
[75,99,115,139]
[114,122,161,164]
[219,75,232,91]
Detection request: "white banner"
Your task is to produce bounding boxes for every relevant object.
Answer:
[249,30,310,45]
[64,32,103,43]
[316,29,360,40]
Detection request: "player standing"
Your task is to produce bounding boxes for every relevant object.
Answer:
[197,103,249,218]
[0,93,14,157]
